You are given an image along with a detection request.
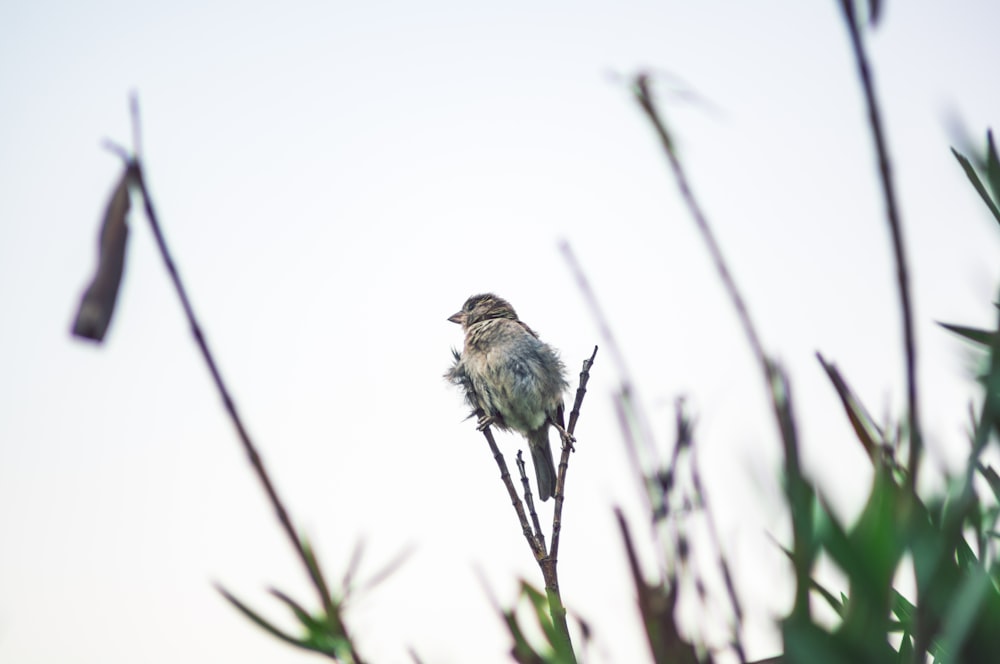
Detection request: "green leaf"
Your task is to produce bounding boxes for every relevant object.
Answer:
[269,588,326,633]
[897,630,913,662]
[502,608,546,664]
[951,147,1000,226]
[891,590,916,628]
[817,353,882,463]
[937,566,1000,660]
[216,585,328,655]
[938,322,996,347]
[520,582,575,662]
[811,578,845,617]
[986,130,1000,204]
[979,465,1000,503]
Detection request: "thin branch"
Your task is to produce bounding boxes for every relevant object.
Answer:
[566,345,598,435]
[691,449,748,664]
[633,75,767,371]
[633,74,810,620]
[128,161,364,661]
[550,346,597,563]
[837,0,921,492]
[517,450,547,549]
[480,423,544,557]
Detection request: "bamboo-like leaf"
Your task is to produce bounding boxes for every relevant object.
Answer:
[71,168,132,342]
[951,147,1000,226]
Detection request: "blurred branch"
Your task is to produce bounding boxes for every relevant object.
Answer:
[837,0,921,493]
[76,95,365,662]
[632,73,811,620]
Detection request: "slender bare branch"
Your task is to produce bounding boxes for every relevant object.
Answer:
[837,1,921,492]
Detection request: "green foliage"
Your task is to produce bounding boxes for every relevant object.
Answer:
[774,131,1000,663]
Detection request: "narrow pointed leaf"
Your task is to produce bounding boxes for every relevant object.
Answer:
[986,130,1000,204]
[817,353,881,461]
[520,582,560,651]
[216,585,326,655]
[978,464,1000,503]
[503,609,546,664]
[300,534,336,611]
[952,147,1000,225]
[269,588,324,632]
[938,321,996,347]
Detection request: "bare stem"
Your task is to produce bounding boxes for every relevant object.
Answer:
[837,0,921,493]
[633,74,810,620]
[128,161,363,661]
[481,423,544,557]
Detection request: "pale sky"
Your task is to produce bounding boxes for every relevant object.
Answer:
[2,1,999,663]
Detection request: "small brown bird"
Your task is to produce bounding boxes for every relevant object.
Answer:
[446,293,570,501]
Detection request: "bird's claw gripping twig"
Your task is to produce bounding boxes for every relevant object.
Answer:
[476,414,496,431]
[553,421,576,451]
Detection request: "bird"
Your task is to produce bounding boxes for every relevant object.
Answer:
[445,293,571,501]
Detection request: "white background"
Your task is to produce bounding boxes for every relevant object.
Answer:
[2,1,999,662]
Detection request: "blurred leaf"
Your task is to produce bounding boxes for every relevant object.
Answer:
[301,534,338,613]
[986,130,1000,204]
[891,590,915,630]
[897,630,913,662]
[952,147,1000,226]
[782,615,858,664]
[979,465,1000,503]
[811,577,845,617]
[817,353,882,463]
[71,167,132,342]
[216,585,331,656]
[616,509,700,664]
[938,321,996,347]
[520,582,561,656]
[937,565,1000,661]
[502,605,546,664]
[269,588,318,628]
[867,0,882,26]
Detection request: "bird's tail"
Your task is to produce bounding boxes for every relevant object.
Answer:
[528,428,557,502]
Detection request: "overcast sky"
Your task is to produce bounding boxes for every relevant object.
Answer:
[2,1,999,663]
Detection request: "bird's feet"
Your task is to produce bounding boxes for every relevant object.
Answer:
[476,414,496,431]
[553,421,576,451]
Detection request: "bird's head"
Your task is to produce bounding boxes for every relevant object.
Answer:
[448,293,519,329]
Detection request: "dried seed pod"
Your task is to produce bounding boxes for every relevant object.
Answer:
[71,169,131,342]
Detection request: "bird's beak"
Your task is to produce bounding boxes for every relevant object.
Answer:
[448,311,465,325]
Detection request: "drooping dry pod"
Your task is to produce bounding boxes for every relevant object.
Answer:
[71,168,132,342]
